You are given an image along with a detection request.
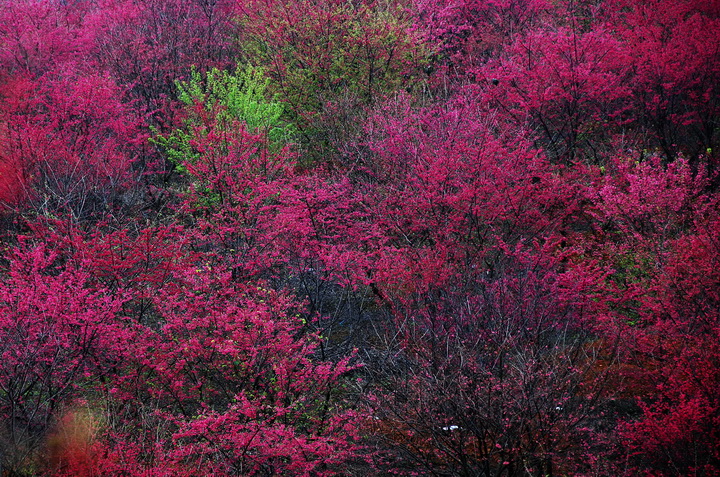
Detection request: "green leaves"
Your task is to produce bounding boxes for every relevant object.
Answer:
[152,63,296,173]
[177,64,295,145]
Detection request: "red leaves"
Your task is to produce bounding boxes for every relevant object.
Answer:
[603,0,720,158]
[620,335,720,475]
[0,0,93,76]
[0,70,141,216]
[122,271,361,476]
[1,0,719,475]
[0,245,126,474]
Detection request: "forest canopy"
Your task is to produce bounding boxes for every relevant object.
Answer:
[0,0,719,475]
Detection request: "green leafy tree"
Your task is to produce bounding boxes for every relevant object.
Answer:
[152,63,295,173]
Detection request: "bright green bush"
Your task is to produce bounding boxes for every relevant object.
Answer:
[152,63,296,173]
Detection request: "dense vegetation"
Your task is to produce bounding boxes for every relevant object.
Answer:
[0,0,718,475]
